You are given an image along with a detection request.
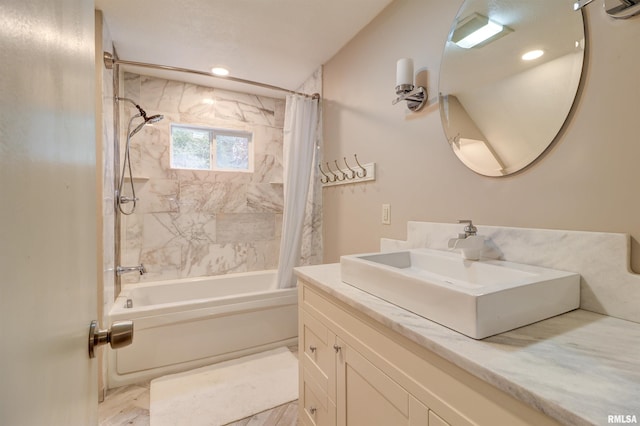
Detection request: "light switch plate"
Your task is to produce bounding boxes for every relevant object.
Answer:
[382,204,391,225]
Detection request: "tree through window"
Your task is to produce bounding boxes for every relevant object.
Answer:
[170,124,253,172]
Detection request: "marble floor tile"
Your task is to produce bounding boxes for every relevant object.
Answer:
[99,385,299,426]
[99,383,150,426]
[224,401,299,426]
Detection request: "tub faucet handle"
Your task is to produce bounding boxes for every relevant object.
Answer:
[116,264,147,276]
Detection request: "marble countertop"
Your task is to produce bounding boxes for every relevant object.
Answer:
[295,263,640,426]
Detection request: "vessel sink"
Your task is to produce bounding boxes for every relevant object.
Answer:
[340,248,580,339]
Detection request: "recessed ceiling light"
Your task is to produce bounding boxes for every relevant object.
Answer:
[522,49,544,61]
[211,67,229,76]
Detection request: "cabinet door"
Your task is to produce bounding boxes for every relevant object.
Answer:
[336,340,427,426]
[429,410,452,426]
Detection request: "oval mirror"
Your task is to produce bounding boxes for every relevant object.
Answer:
[439,0,585,176]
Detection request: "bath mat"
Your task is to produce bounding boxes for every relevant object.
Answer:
[149,347,298,426]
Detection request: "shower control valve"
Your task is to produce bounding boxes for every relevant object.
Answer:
[119,195,139,204]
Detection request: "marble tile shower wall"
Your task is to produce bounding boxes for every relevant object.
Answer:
[120,73,287,283]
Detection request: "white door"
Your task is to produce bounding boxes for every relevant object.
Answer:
[0,0,98,425]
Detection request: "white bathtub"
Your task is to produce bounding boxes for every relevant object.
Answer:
[107,270,298,387]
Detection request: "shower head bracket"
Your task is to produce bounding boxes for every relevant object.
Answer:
[114,96,156,123]
[104,52,115,70]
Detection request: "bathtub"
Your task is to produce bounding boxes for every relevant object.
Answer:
[107,270,298,388]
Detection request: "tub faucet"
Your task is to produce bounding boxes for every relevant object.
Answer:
[448,220,484,260]
[116,264,147,276]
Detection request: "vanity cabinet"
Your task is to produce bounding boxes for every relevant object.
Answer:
[298,279,561,426]
[300,310,430,426]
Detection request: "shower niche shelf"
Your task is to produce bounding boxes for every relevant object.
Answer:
[124,176,149,183]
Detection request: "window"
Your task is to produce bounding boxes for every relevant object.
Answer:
[170,124,253,172]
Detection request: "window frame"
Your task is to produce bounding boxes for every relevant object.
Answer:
[170,123,254,173]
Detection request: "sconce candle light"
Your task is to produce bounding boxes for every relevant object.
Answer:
[574,0,640,18]
[392,58,427,112]
[573,0,596,10]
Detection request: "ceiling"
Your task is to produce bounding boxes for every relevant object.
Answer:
[95,0,393,98]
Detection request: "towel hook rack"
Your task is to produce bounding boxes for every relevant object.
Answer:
[318,154,375,187]
[327,161,344,181]
[318,163,331,183]
[334,160,349,181]
[343,157,357,179]
[354,154,367,178]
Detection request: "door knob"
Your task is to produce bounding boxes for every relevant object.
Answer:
[88,320,134,358]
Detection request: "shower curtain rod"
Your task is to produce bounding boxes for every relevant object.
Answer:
[103,52,319,99]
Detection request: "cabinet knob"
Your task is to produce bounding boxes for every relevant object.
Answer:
[309,345,317,353]
[333,344,342,353]
[309,406,317,415]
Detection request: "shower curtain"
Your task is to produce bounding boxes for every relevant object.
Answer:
[276,94,320,289]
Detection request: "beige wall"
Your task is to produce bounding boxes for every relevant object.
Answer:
[323,0,640,271]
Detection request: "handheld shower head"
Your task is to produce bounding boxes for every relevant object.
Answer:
[116,97,164,215]
[146,114,164,124]
[129,114,163,138]
[116,96,164,137]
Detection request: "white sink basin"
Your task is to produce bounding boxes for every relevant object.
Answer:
[340,248,580,339]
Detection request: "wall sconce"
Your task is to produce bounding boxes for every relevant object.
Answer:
[574,0,640,18]
[392,58,427,112]
[604,0,640,18]
[573,0,596,10]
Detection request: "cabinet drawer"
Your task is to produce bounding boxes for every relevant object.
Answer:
[302,367,336,426]
[301,310,336,397]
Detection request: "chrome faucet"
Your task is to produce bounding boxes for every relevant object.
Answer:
[448,220,484,260]
[458,220,477,238]
[116,264,147,276]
